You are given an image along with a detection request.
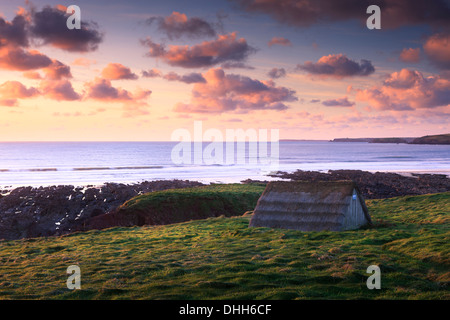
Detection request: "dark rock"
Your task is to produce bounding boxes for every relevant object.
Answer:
[268,169,450,199]
[90,208,105,217]
[0,179,204,240]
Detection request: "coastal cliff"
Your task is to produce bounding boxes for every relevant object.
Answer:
[331,133,450,145]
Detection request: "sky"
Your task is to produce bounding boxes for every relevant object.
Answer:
[0,0,449,141]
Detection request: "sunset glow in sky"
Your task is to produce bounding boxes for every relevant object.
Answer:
[0,0,449,141]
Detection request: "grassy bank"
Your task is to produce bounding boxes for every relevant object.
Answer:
[79,183,265,231]
[0,190,448,300]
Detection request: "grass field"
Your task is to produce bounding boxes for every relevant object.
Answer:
[111,183,266,226]
[0,187,448,300]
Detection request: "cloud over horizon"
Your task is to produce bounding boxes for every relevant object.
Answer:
[85,78,151,103]
[297,54,375,79]
[84,77,152,117]
[101,63,138,80]
[39,78,80,101]
[174,68,297,113]
[0,80,39,106]
[355,68,450,111]
[322,96,355,107]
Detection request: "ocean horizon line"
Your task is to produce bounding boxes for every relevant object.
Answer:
[1,141,448,188]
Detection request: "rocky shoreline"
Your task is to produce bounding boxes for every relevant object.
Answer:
[265,169,450,199]
[0,180,204,241]
[1,170,449,241]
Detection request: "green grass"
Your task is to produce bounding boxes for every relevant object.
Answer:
[0,188,448,300]
[113,183,266,225]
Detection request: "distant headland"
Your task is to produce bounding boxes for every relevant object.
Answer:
[331,133,450,145]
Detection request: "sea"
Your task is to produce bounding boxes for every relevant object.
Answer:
[0,141,449,188]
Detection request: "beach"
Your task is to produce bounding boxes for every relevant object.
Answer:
[1,141,449,240]
[1,169,449,241]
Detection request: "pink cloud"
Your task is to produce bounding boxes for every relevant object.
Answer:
[53,111,84,117]
[72,58,97,67]
[322,96,355,107]
[39,79,80,101]
[85,78,134,101]
[43,60,72,80]
[296,54,375,79]
[142,32,256,68]
[0,81,39,99]
[0,65,79,103]
[382,69,422,89]
[0,46,52,71]
[122,103,151,118]
[268,37,292,47]
[84,78,152,117]
[355,69,450,111]
[0,99,18,107]
[424,33,450,69]
[174,68,297,113]
[22,71,42,79]
[101,63,138,80]
[141,69,162,78]
[85,78,151,103]
[0,80,40,106]
[399,48,421,63]
[226,118,243,122]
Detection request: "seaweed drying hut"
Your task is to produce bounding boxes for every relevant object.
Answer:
[249,180,371,231]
